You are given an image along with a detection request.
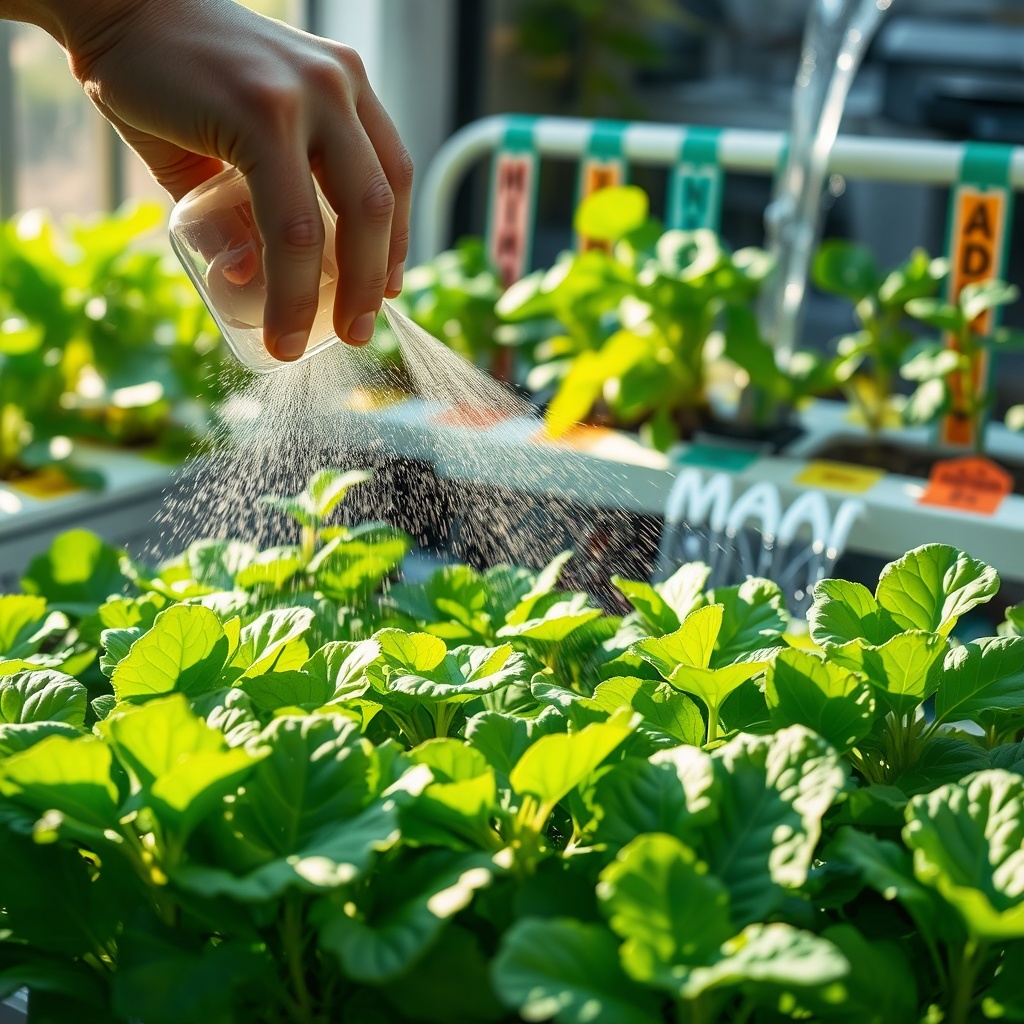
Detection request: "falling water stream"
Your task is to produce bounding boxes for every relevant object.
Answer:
[761,0,895,359]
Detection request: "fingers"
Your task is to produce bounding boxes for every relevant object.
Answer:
[315,120,395,346]
[357,89,414,298]
[243,150,326,361]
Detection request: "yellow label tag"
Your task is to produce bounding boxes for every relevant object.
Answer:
[11,467,80,499]
[795,460,884,494]
[345,388,407,412]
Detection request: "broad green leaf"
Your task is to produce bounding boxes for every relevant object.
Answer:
[174,797,399,901]
[317,851,495,982]
[225,607,314,680]
[0,825,121,958]
[961,279,1019,322]
[586,757,709,848]
[831,630,946,718]
[812,240,878,301]
[905,296,963,333]
[705,726,847,925]
[0,669,87,727]
[631,604,723,676]
[510,709,636,814]
[305,639,381,701]
[0,594,61,658]
[0,735,119,830]
[111,605,229,700]
[827,827,956,943]
[112,925,268,1024]
[894,736,991,797]
[985,941,1024,1021]
[574,185,649,242]
[465,707,566,782]
[101,695,263,839]
[311,533,410,595]
[904,769,1024,939]
[498,592,603,642]
[21,530,129,613]
[670,922,848,1001]
[0,720,82,756]
[814,924,918,1024]
[306,468,374,520]
[765,648,876,752]
[233,546,305,590]
[209,714,373,864]
[591,676,703,745]
[708,579,788,666]
[375,628,447,672]
[610,577,678,635]
[933,636,1024,730]
[185,539,258,590]
[808,579,898,647]
[875,544,999,637]
[666,661,767,723]
[389,644,532,704]
[259,468,372,527]
[239,670,330,713]
[493,918,663,1024]
[599,833,734,978]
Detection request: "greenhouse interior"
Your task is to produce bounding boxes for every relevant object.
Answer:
[2,0,1024,1021]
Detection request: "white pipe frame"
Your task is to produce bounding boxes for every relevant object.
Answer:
[415,114,1024,263]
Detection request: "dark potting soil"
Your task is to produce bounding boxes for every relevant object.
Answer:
[812,435,1024,497]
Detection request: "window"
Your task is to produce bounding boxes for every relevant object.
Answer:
[1,0,308,219]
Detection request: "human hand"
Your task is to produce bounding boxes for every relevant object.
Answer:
[60,0,412,360]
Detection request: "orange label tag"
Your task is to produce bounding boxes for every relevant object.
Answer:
[432,404,513,430]
[577,158,625,253]
[795,461,884,494]
[919,456,1012,515]
[531,424,615,451]
[940,187,1009,448]
[489,152,536,288]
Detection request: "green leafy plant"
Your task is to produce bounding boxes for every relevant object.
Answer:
[812,241,949,436]
[2,477,1024,1023]
[0,202,225,482]
[901,280,1024,451]
[497,185,773,449]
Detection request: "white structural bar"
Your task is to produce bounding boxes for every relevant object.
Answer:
[415,114,1024,262]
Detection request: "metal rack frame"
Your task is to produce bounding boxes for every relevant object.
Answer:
[415,113,1024,262]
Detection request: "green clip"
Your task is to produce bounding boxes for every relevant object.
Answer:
[668,126,723,231]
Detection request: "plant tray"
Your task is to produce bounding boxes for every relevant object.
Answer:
[337,391,1024,582]
[0,447,175,591]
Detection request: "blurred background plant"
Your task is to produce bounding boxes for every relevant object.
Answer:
[812,241,949,436]
[0,202,226,483]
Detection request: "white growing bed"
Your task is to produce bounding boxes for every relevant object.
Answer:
[338,392,1024,581]
[0,447,175,590]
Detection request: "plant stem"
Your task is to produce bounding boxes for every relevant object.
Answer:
[949,939,985,1024]
[283,894,315,1024]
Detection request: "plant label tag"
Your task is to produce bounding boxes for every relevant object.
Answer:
[432,405,513,430]
[487,151,539,288]
[10,467,80,500]
[675,443,758,473]
[940,161,1013,448]
[577,157,626,253]
[919,456,1012,516]
[795,461,884,494]
[667,163,722,231]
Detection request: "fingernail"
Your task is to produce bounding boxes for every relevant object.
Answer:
[386,262,405,295]
[274,331,308,361]
[348,312,377,345]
